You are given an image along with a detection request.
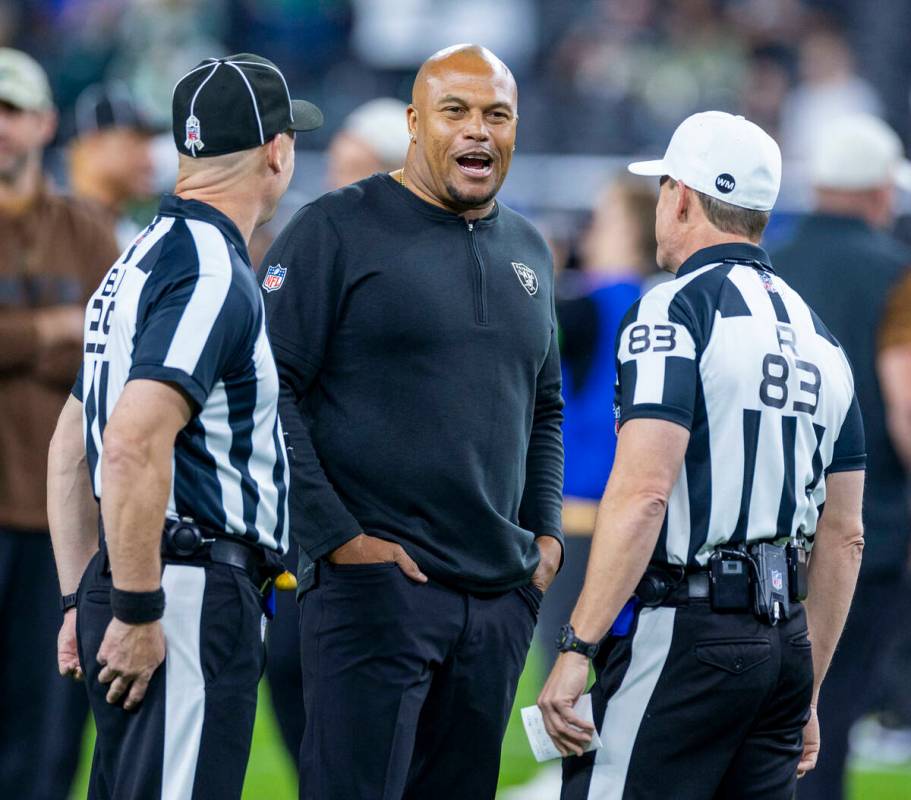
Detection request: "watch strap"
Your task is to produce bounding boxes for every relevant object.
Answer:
[60,592,78,613]
[557,623,599,659]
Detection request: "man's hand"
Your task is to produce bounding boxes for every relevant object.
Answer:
[96,618,166,711]
[531,535,562,592]
[329,533,428,583]
[537,651,595,757]
[57,609,83,681]
[798,704,820,778]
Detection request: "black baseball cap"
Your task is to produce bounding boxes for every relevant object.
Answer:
[72,81,158,138]
[171,53,323,158]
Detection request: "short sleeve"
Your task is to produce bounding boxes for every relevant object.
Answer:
[128,225,258,410]
[827,393,866,473]
[614,291,699,430]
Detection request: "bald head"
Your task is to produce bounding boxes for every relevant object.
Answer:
[412,44,516,107]
[403,44,518,217]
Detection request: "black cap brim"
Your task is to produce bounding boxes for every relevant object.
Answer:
[290,99,323,132]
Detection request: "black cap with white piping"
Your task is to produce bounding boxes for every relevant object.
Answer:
[171,53,323,158]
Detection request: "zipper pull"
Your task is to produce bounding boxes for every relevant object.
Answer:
[467,221,474,232]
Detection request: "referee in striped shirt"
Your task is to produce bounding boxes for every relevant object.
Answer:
[46,55,321,798]
[538,112,866,799]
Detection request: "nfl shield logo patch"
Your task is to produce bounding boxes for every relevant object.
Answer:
[262,264,287,293]
[760,270,778,294]
[771,569,783,591]
[512,262,538,296]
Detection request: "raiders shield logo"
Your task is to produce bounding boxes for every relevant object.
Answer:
[185,114,204,155]
[512,262,538,296]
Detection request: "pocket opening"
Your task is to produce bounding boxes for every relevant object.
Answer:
[694,638,771,675]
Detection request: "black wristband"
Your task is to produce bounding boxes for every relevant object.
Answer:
[59,592,78,613]
[110,587,166,624]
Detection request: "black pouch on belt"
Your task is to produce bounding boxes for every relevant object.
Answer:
[751,543,790,624]
[787,542,809,601]
[708,550,751,611]
[635,570,673,606]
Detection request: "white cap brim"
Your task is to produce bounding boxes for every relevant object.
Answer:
[896,159,911,192]
[627,158,670,177]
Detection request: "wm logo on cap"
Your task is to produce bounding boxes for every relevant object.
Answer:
[715,173,735,193]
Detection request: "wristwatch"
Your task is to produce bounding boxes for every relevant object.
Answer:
[59,593,78,613]
[556,623,599,659]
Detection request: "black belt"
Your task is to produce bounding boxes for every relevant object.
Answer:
[677,572,710,602]
[167,536,266,579]
[636,569,710,607]
[636,541,807,618]
[99,519,279,587]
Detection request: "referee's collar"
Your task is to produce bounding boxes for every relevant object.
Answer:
[675,242,774,279]
[158,194,249,263]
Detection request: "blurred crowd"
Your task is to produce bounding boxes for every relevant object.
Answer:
[1,2,911,799]
[2,0,911,157]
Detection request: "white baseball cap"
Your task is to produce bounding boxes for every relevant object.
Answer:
[0,48,53,111]
[628,110,782,212]
[809,113,911,192]
[343,98,410,167]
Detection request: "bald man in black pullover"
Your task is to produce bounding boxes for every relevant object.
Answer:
[260,45,564,800]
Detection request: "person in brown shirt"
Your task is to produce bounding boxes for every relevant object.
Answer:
[0,48,119,799]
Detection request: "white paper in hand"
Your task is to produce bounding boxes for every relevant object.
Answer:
[521,694,603,762]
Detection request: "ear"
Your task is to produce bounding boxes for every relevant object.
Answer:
[675,181,690,222]
[266,132,290,175]
[406,105,417,142]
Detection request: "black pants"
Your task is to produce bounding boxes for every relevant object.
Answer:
[0,527,87,800]
[562,601,814,800]
[298,562,539,800]
[77,550,266,799]
[797,570,908,800]
[265,548,305,761]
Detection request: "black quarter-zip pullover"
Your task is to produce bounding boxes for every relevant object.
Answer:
[259,173,564,593]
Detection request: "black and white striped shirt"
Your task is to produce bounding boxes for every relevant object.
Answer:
[73,194,289,552]
[614,243,865,568]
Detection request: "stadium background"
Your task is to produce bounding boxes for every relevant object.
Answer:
[5,0,911,797]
